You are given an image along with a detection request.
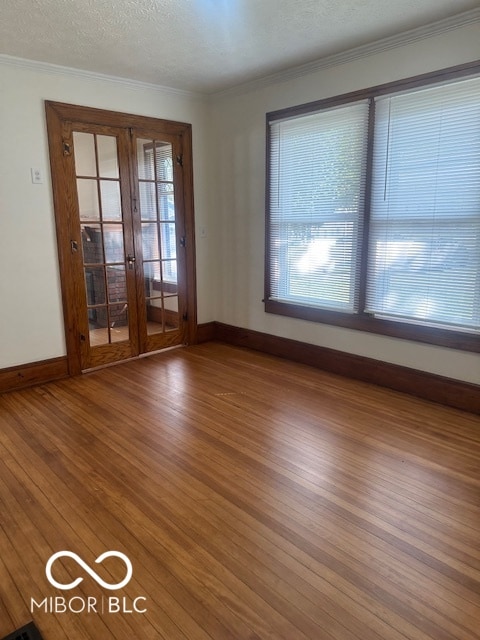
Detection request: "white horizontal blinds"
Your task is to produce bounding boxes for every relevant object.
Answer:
[366,76,480,331]
[269,101,369,312]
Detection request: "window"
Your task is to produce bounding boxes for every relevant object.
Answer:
[265,64,480,352]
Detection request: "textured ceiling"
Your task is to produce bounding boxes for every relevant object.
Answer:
[1,0,479,93]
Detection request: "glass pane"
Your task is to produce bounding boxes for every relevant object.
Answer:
[137,139,154,180]
[164,282,178,295]
[104,224,125,263]
[89,307,109,346]
[146,324,163,336]
[92,306,109,328]
[77,179,100,221]
[100,180,122,220]
[84,266,106,305]
[89,328,110,346]
[110,304,129,342]
[162,259,177,283]
[142,223,159,261]
[73,132,96,177]
[158,193,175,221]
[147,281,177,296]
[157,182,174,195]
[106,266,127,303]
[143,260,161,284]
[97,136,119,179]
[160,223,177,260]
[278,221,356,309]
[268,101,368,313]
[155,143,173,181]
[144,266,163,300]
[164,296,179,332]
[139,182,157,220]
[146,298,163,335]
[81,224,104,264]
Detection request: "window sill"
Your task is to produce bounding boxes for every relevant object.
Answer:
[265,300,480,353]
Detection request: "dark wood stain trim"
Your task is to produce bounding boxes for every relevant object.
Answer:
[357,96,375,314]
[179,123,198,345]
[196,322,216,343]
[0,357,68,394]
[45,103,83,375]
[3,325,478,413]
[212,322,480,415]
[264,111,273,304]
[45,100,197,369]
[267,61,480,121]
[264,61,480,354]
[264,300,480,353]
[45,101,192,136]
[0,321,210,392]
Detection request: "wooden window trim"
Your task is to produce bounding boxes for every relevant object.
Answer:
[265,61,480,353]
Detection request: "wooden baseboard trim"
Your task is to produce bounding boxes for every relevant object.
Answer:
[213,322,480,415]
[0,357,69,394]
[3,327,478,413]
[196,322,217,344]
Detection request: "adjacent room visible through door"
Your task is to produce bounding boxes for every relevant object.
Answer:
[46,102,197,374]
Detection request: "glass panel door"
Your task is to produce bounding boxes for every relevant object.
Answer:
[136,137,183,350]
[73,129,138,368]
[46,101,195,374]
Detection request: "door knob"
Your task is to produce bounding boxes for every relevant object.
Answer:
[127,254,136,269]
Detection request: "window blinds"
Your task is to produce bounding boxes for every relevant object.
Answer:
[366,76,480,331]
[268,101,369,312]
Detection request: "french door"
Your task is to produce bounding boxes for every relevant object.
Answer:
[46,102,196,374]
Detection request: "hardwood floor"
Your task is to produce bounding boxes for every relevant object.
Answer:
[0,342,479,640]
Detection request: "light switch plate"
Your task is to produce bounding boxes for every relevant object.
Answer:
[31,168,43,184]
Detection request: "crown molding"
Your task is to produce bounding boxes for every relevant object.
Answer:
[0,54,205,100]
[1,9,478,100]
[213,8,480,99]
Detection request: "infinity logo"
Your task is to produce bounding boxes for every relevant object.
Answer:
[46,551,133,591]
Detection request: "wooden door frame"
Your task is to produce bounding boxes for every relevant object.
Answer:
[45,101,197,376]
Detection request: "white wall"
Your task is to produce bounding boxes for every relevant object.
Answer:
[210,22,480,384]
[0,61,213,368]
[2,21,479,384]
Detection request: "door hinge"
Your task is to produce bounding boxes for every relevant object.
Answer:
[180,236,186,248]
[176,154,183,167]
[63,140,72,156]
[182,312,188,322]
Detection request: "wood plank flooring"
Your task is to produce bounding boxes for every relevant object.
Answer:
[0,342,479,640]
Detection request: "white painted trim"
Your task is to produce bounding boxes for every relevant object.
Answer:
[213,8,480,98]
[0,54,205,100]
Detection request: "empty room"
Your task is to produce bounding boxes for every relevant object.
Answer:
[1,1,479,639]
